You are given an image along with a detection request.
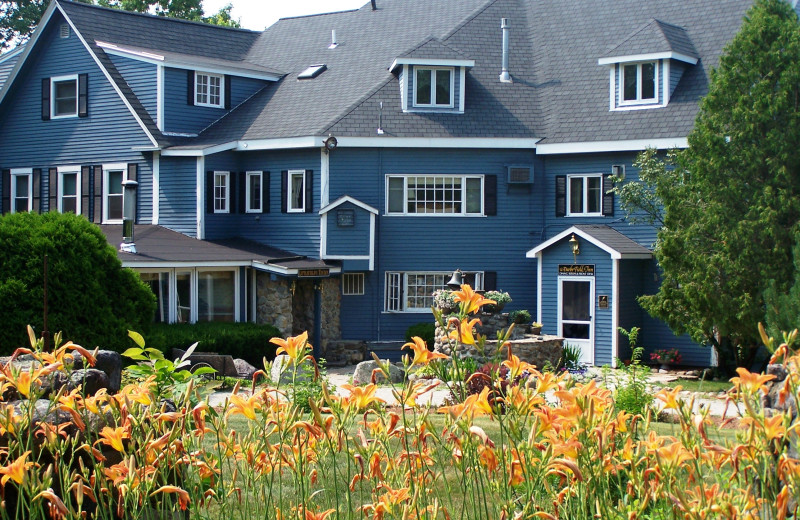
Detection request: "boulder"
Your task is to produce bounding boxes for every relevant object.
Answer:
[767,364,789,383]
[93,351,122,393]
[353,360,404,385]
[270,355,319,386]
[234,358,257,379]
[68,369,109,396]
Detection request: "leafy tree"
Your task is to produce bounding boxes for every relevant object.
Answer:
[202,3,240,28]
[0,0,91,50]
[96,0,203,21]
[613,0,800,372]
[0,212,156,353]
[764,233,800,339]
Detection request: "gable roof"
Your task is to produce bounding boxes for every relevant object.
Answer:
[526,225,653,260]
[0,46,25,90]
[389,37,474,70]
[601,19,699,64]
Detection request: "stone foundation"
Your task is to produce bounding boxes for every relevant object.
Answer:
[256,274,293,336]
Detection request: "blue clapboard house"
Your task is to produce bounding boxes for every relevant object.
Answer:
[1,0,788,365]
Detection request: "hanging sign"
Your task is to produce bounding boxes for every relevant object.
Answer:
[558,264,595,276]
[298,269,330,278]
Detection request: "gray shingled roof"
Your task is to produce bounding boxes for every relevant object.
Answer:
[0,48,23,91]
[573,225,653,257]
[397,37,470,61]
[603,19,699,60]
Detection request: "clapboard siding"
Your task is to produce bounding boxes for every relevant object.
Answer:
[340,271,381,340]
[325,202,371,256]
[162,67,268,135]
[0,14,154,166]
[669,61,686,99]
[159,156,198,236]
[109,54,157,118]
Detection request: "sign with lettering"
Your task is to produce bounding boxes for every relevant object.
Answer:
[558,264,595,276]
[598,295,609,309]
[298,269,330,278]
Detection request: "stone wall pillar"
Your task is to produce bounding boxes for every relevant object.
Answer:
[256,273,293,337]
[320,278,341,346]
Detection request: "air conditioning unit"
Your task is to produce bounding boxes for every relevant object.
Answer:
[507,165,534,184]
[611,164,625,179]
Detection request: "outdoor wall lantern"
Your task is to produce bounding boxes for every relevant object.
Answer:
[569,234,580,263]
[120,180,138,254]
[446,269,464,290]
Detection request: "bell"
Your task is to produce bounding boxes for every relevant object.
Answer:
[446,269,463,290]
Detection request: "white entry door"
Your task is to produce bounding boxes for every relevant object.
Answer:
[558,277,594,365]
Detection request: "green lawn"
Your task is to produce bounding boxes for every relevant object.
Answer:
[663,378,732,394]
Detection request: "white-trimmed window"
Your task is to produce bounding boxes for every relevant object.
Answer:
[103,163,126,223]
[58,166,80,214]
[197,269,236,322]
[342,273,365,296]
[414,67,454,108]
[195,72,224,108]
[288,170,305,213]
[246,171,262,213]
[620,62,657,105]
[385,271,484,312]
[10,169,32,213]
[386,175,483,216]
[214,171,230,213]
[51,74,79,118]
[567,174,603,216]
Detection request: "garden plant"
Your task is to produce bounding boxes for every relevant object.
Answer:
[0,289,799,518]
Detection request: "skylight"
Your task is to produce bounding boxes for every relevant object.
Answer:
[298,64,327,80]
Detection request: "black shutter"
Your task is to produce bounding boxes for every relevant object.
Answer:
[42,78,51,120]
[78,73,88,117]
[484,175,497,216]
[262,171,270,213]
[280,170,288,213]
[48,168,58,212]
[238,172,246,213]
[305,169,313,213]
[81,166,91,218]
[187,70,195,105]
[206,171,214,213]
[602,174,614,217]
[224,75,232,110]
[32,169,42,213]
[555,175,567,217]
[228,172,237,213]
[1,169,9,214]
[483,271,497,292]
[93,166,102,223]
[126,164,138,223]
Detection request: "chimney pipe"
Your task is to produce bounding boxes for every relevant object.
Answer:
[371,0,377,10]
[329,29,338,49]
[500,18,512,83]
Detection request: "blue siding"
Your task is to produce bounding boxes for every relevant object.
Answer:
[163,67,268,135]
[330,147,540,342]
[326,202,371,256]
[539,238,614,366]
[342,259,371,271]
[109,55,157,119]
[159,156,198,236]
[406,65,462,112]
[669,61,685,99]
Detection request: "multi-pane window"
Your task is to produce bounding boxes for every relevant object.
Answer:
[198,270,235,322]
[342,273,365,296]
[10,170,32,213]
[567,174,602,216]
[621,62,656,104]
[386,175,482,215]
[195,72,223,108]
[414,67,453,107]
[59,169,80,213]
[288,170,305,212]
[51,75,78,117]
[214,171,229,213]
[140,272,170,323]
[385,271,484,312]
[246,171,262,213]
[103,164,125,222]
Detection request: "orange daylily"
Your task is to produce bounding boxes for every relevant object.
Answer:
[730,367,775,395]
[452,284,495,315]
[439,386,494,422]
[227,392,263,420]
[448,317,482,345]
[655,386,683,411]
[97,426,130,452]
[302,507,336,520]
[0,451,35,486]
[340,383,385,411]
[270,331,311,363]
[151,485,191,510]
[502,350,534,380]
[402,336,448,366]
[34,488,68,520]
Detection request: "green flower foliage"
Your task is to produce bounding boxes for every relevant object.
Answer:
[0,212,156,353]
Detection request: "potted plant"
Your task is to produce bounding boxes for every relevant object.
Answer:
[483,291,512,313]
[530,322,543,335]
[650,348,682,370]
[509,309,531,325]
[432,289,458,314]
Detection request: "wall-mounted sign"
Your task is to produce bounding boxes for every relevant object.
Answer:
[558,264,595,276]
[298,269,330,278]
[598,295,609,309]
[337,209,355,227]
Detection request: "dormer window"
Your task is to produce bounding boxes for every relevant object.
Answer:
[621,62,657,105]
[195,72,224,108]
[414,67,453,108]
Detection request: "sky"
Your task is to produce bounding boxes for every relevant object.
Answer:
[201,0,368,30]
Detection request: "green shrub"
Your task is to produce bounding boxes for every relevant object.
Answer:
[146,321,281,367]
[614,327,651,416]
[0,212,155,353]
[509,309,531,324]
[405,322,436,350]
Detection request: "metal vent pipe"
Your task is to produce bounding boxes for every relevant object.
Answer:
[500,18,512,83]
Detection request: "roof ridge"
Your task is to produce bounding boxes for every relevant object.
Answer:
[441,0,498,41]
[604,18,661,55]
[56,0,259,34]
[278,8,361,22]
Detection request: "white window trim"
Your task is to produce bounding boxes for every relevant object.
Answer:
[245,171,262,213]
[214,171,230,214]
[618,61,658,107]
[196,267,240,323]
[412,67,455,108]
[566,174,603,217]
[288,169,306,213]
[10,168,32,214]
[138,267,240,324]
[384,174,484,217]
[194,71,225,108]
[50,74,79,119]
[102,162,127,224]
[384,270,484,313]
[57,165,81,214]
[342,273,365,296]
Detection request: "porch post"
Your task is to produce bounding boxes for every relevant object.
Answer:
[313,282,322,359]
